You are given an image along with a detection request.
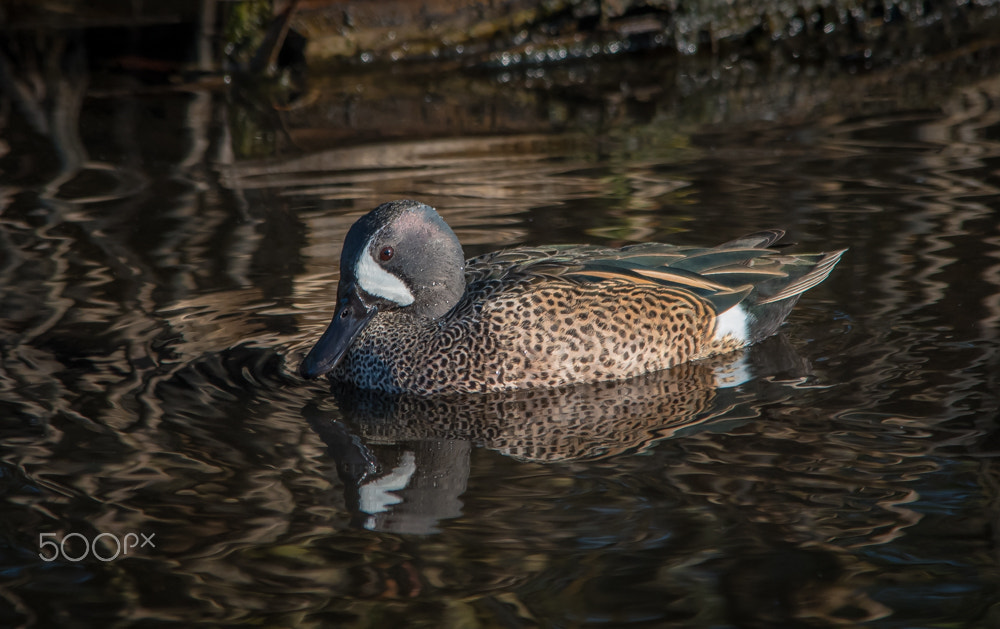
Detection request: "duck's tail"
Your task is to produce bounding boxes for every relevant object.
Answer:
[744,247,846,342]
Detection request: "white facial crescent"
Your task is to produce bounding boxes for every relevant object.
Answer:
[355,248,415,306]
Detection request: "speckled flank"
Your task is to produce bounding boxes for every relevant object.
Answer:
[335,278,749,395]
[485,282,713,391]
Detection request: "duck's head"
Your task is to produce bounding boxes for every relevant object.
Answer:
[299,200,466,380]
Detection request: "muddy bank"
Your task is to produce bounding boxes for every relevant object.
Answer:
[5,0,1000,71]
[267,0,999,68]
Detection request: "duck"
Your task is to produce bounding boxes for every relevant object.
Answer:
[299,200,845,395]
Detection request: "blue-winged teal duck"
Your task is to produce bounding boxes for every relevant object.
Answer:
[300,200,845,394]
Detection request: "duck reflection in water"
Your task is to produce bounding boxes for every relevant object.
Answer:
[305,334,812,534]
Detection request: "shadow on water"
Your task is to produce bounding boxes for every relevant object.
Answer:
[2,18,1000,629]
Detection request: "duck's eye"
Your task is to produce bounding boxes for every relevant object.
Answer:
[379,246,394,262]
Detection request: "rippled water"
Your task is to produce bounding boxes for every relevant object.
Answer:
[2,39,1000,627]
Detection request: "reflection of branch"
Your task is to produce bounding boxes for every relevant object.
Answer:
[0,31,89,199]
[249,0,302,75]
[0,36,49,134]
[267,0,301,71]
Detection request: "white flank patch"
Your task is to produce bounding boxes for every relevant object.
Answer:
[356,249,415,306]
[713,304,749,344]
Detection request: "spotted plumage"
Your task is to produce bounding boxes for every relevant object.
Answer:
[327,354,750,463]
[300,200,845,395]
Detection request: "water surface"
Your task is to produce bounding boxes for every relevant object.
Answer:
[1,41,999,628]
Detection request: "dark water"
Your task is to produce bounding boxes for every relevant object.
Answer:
[2,38,1000,628]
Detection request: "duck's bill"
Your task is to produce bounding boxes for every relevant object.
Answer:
[300,291,376,379]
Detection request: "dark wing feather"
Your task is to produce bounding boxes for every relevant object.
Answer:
[718,229,785,249]
[669,248,775,273]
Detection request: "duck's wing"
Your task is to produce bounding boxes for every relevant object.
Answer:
[463,244,610,283]
[462,234,844,321]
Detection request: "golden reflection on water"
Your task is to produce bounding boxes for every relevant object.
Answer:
[2,37,1000,628]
